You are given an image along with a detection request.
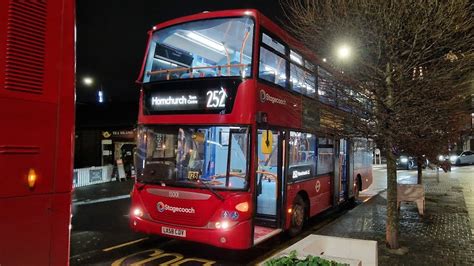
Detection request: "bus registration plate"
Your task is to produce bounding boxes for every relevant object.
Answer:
[162,226,186,237]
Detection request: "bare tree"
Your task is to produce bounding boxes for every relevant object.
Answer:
[281,0,474,249]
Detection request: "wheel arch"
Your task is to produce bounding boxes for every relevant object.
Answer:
[295,190,310,217]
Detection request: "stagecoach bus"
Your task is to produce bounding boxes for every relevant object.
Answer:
[130,9,372,249]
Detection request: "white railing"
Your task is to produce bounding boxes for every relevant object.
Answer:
[73,165,114,188]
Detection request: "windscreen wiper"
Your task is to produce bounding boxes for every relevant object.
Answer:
[199,178,225,201]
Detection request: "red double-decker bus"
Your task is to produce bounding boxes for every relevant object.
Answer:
[130,9,372,250]
[0,0,75,264]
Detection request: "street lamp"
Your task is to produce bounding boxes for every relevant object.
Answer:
[336,44,351,60]
[83,76,94,86]
[82,76,104,103]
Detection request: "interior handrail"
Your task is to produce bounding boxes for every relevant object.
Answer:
[147,63,250,79]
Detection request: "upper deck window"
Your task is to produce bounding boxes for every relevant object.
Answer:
[290,63,316,97]
[290,50,303,65]
[259,47,287,88]
[259,33,288,88]
[262,33,285,55]
[143,17,254,82]
[318,67,336,106]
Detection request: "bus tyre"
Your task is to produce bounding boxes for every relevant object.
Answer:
[354,184,359,199]
[288,194,306,237]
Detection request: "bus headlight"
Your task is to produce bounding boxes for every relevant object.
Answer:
[215,221,229,229]
[133,208,143,217]
[400,157,408,163]
[212,220,237,230]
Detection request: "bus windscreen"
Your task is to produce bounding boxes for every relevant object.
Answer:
[136,125,249,190]
[143,17,254,82]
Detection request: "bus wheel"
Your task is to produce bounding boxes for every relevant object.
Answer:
[288,194,306,237]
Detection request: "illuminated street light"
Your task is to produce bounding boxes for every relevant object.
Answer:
[337,44,351,60]
[83,76,94,86]
[82,76,105,103]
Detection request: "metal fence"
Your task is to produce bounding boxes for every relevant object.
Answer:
[73,165,113,188]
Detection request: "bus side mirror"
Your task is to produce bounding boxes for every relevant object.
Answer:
[261,130,273,154]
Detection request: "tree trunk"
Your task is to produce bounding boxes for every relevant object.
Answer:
[385,61,399,249]
[386,147,400,249]
[417,157,423,184]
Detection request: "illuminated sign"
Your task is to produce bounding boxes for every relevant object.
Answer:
[143,79,241,115]
[143,79,240,115]
[292,169,311,179]
[289,164,313,179]
[148,89,226,112]
[205,89,226,108]
[151,95,199,107]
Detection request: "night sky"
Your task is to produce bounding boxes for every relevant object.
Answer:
[76,0,285,104]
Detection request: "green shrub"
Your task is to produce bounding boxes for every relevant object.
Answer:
[264,250,349,266]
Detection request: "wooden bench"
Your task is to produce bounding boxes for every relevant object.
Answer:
[397,184,425,216]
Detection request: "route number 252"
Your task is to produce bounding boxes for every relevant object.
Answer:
[206,90,226,108]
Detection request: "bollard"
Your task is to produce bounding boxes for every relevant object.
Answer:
[436,166,440,183]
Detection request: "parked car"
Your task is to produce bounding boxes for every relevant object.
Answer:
[396,155,416,170]
[450,151,474,165]
[396,155,428,170]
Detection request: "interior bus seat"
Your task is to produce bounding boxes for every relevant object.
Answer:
[257,179,276,216]
[217,53,245,76]
[180,69,217,78]
[276,79,287,88]
[218,61,244,76]
[170,72,181,79]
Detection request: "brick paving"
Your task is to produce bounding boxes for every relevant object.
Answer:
[315,168,474,265]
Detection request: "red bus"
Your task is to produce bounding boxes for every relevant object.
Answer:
[0,0,75,264]
[130,9,372,250]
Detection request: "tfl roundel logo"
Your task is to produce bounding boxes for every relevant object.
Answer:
[157,201,165,212]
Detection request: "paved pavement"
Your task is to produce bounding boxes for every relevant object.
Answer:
[318,165,474,265]
[73,179,134,204]
[459,167,474,236]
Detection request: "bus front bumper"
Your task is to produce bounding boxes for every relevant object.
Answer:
[130,216,253,250]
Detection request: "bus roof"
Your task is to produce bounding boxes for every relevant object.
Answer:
[149,9,259,34]
[144,9,337,82]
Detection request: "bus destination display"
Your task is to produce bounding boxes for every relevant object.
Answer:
[143,79,241,115]
[148,88,227,111]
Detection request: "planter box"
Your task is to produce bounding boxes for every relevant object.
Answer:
[261,235,377,266]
